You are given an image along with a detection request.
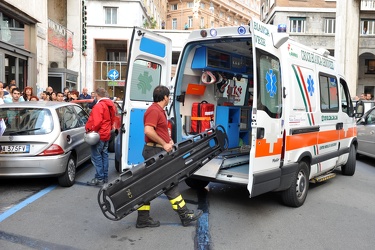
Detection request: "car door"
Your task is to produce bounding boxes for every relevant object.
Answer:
[71,105,91,164]
[120,27,172,170]
[357,108,375,157]
[58,105,89,165]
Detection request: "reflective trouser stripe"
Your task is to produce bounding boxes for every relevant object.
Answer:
[137,205,151,211]
[170,195,185,210]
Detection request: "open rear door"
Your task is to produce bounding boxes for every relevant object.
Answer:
[248,20,285,197]
[120,27,172,171]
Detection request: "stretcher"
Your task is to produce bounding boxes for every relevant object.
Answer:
[98,125,228,221]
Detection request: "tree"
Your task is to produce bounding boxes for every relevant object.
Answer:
[143,17,157,29]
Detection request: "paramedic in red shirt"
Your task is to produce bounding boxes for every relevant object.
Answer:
[85,87,116,186]
[136,85,202,228]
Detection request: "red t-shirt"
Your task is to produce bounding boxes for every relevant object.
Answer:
[144,103,170,143]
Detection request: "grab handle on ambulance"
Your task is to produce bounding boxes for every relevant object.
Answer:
[336,122,343,130]
[257,128,265,139]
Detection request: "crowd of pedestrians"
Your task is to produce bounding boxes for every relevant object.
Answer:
[0,80,96,104]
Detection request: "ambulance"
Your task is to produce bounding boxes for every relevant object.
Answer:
[117,19,360,207]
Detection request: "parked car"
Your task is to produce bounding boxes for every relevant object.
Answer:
[357,106,375,158]
[71,99,122,152]
[71,99,95,114]
[0,101,91,187]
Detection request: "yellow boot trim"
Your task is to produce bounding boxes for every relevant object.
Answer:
[137,205,151,211]
[170,195,186,210]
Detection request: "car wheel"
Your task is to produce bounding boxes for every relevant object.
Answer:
[341,144,356,176]
[108,137,115,153]
[281,161,309,207]
[185,178,209,189]
[115,159,120,173]
[58,155,76,187]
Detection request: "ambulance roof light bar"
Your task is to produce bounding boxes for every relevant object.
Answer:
[272,23,289,49]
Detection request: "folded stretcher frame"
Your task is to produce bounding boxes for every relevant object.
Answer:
[98,125,228,221]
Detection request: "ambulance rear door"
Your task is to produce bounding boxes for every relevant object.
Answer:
[249,20,286,197]
[120,27,172,171]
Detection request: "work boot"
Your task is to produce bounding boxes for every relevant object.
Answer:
[86,178,104,186]
[177,207,203,227]
[136,210,160,228]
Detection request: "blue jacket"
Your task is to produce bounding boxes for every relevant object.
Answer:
[79,94,91,99]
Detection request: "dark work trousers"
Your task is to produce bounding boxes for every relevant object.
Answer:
[142,145,181,206]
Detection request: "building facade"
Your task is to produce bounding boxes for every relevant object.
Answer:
[166,0,260,30]
[260,0,375,98]
[0,0,47,93]
[0,0,260,98]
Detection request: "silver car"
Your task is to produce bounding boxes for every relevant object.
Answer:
[0,101,91,187]
[357,106,375,158]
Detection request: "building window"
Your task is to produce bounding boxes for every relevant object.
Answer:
[365,59,375,74]
[171,4,178,10]
[200,3,205,9]
[289,17,306,33]
[324,18,335,34]
[107,50,127,62]
[105,7,117,24]
[188,16,193,28]
[172,18,177,30]
[200,17,205,28]
[211,20,214,28]
[361,19,375,35]
[172,51,180,65]
[188,2,194,8]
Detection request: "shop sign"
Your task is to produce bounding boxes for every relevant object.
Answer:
[108,81,125,86]
[48,19,73,57]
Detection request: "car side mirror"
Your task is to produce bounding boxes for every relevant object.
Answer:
[355,101,364,118]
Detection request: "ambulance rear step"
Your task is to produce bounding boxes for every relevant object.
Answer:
[97,125,228,221]
[311,172,336,183]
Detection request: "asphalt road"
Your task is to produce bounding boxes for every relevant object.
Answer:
[1,154,375,250]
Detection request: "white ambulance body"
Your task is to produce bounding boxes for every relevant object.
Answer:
[119,19,358,207]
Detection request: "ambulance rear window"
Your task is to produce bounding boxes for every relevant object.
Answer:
[129,59,162,102]
[256,49,282,118]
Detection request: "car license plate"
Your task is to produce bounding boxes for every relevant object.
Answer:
[1,145,30,153]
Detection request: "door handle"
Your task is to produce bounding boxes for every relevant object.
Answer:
[257,128,264,139]
[336,122,343,130]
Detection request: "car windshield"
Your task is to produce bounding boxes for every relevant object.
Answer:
[0,108,54,135]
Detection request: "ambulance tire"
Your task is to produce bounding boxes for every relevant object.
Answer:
[341,144,356,176]
[185,178,209,189]
[115,159,120,173]
[281,161,309,207]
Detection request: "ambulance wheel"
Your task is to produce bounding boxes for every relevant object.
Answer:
[115,159,120,173]
[185,178,209,189]
[108,138,115,153]
[341,144,356,176]
[281,161,309,207]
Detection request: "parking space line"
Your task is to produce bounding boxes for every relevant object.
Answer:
[195,189,210,250]
[0,230,81,249]
[0,185,57,223]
